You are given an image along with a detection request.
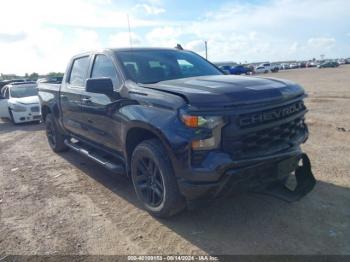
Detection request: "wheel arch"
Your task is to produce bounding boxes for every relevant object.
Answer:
[124,122,175,176]
[41,105,51,122]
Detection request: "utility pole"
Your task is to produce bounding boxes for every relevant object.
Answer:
[204,40,208,60]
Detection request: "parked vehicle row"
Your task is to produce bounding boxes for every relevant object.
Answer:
[215,62,278,75]
[317,61,340,68]
[207,56,350,76]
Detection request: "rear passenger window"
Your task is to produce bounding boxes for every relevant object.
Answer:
[69,56,90,87]
[91,55,119,86]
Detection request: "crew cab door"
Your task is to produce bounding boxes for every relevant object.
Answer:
[0,87,10,118]
[60,55,91,136]
[80,54,123,152]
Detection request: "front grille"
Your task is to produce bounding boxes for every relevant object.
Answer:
[222,102,308,159]
[239,100,306,128]
[31,106,39,112]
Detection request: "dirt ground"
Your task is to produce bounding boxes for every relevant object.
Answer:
[1,66,349,255]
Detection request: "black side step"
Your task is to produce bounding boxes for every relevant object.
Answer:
[64,139,125,174]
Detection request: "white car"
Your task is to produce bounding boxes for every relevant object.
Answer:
[0,83,41,124]
[254,63,272,74]
[289,63,299,69]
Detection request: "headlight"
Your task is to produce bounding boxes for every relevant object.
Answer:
[181,115,224,129]
[180,114,225,150]
[10,104,27,112]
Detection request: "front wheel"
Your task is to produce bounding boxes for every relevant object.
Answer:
[45,113,68,152]
[8,109,17,125]
[131,139,185,218]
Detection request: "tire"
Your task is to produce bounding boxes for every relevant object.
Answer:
[45,113,68,152]
[131,139,185,218]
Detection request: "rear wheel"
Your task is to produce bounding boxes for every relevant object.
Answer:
[131,139,185,218]
[45,113,68,152]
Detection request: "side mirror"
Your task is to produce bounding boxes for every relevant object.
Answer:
[85,78,113,95]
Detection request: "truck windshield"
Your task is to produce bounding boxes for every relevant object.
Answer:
[115,50,223,84]
[10,86,38,98]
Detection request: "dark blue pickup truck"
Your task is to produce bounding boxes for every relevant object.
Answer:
[218,64,250,75]
[38,47,315,217]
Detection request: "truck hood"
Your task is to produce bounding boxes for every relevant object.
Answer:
[143,75,305,107]
[9,96,39,105]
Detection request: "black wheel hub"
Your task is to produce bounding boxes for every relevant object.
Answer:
[135,157,164,207]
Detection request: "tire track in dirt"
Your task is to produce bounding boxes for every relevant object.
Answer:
[310,96,350,100]
[64,158,203,254]
[0,136,84,254]
[1,124,201,254]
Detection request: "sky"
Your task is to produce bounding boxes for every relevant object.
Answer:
[0,0,349,75]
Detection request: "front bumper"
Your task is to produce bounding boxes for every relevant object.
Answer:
[177,150,316,203]
[11,106,41,123]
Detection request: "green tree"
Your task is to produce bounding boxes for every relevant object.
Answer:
[29,72,39,80]
[47,72,64,77]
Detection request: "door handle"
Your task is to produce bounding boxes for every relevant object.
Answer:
[82,98,92,104]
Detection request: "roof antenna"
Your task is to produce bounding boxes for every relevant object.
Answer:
[127,14,133,48]
[175,44,183,50]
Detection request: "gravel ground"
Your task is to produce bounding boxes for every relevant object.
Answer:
[0,66,349,255]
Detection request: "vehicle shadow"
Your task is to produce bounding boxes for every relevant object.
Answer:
[0,118,44,134]
[59,151,350,255]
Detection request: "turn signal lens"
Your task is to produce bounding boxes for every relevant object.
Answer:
[181,115,199,128]
[181,114,224,129]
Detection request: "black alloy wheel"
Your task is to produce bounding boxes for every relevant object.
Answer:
[134,156,164,207]
[131,139,185,217]
[45,113,68,152]
[46,119,56,148]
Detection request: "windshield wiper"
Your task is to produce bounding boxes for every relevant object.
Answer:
[141,81,161,84]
